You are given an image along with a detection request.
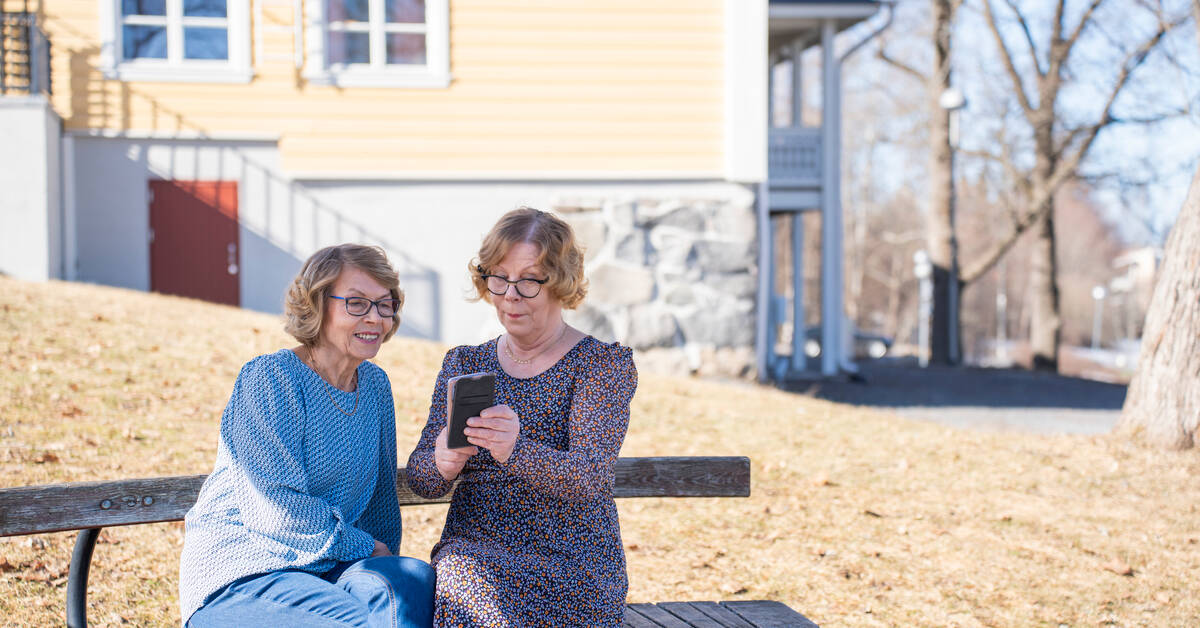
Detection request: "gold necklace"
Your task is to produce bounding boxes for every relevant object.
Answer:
[304,347,358,416]
[503,324,567,365]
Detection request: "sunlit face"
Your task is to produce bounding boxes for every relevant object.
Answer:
[488,242,561,338]
[318,265,395,362]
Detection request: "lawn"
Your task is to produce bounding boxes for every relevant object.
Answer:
[2,277,1197,627]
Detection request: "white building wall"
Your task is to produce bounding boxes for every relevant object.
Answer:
[67,136,758,366]
[0,97,62,281]
[70,135,299,310]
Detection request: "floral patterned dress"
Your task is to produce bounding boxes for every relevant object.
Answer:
[406,336,637,627]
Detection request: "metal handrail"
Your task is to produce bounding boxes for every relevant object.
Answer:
[1,11,52,96]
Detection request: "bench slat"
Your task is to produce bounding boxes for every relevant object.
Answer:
[722,601,819,628]
[0,456,749,536]
[687,601,757,627]
[657,602,732,627]
[623,605,668,627]
[626,603,694,627]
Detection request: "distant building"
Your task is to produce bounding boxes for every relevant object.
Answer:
[1110,246,1161,339]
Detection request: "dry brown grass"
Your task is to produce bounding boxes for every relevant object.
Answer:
[1,276,1198,627]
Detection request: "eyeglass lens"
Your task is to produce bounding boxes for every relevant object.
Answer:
[344,297,398,317]
[486,276,541,298]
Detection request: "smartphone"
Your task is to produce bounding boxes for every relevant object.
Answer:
[445,372,496,449]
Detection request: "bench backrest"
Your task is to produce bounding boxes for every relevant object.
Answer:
[0,456,750,537]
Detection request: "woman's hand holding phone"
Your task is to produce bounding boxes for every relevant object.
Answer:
[465,405,520,465]
[434,425,478,481]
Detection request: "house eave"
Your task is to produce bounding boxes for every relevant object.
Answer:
[768,2,881,38]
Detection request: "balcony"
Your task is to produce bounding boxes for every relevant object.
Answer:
[1,12,51,96]
[768,127,821,188]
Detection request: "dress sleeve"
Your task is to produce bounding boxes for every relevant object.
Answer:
[404,348,462,499]
[501,344,637,502]
[223,356,376,566]
[355,369,403,554]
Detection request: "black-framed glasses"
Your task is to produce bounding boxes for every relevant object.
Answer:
[478,269,547,299]
[329,295,401,318]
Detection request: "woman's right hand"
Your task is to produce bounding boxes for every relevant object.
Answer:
[434,425,478,481]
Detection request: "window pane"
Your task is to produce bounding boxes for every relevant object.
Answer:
[123,25,167,59]
[386,0,424,23]
[328,31,370,64]
[386,33,426,64]
[183,0,227,18]
[122,0,166,16]
[328,0,369,23]
[184,27,229,59]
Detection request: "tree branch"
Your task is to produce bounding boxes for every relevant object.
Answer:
[875,47,929,83]
[1050,12,1187,195]
[1002,0,1046,77]
[960,197,1050,284]
[983,0,1036,114]
[1062,0,1106,58]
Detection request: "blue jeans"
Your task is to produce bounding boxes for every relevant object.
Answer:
[187,557,436,628]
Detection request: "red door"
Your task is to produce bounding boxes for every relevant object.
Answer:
[149,180,240,307]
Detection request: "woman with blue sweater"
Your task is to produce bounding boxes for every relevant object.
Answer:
[179,244,435,627]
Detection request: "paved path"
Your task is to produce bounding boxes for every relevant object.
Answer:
[784,360,1127,435]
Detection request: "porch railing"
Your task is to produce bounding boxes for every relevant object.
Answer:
[768,127,821,187]
[1,11,51,96]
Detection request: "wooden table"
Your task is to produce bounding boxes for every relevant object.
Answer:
[625,601,818,627]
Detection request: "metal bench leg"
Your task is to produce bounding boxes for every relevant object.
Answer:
[67,527,101,628]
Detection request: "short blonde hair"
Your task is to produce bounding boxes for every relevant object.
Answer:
[469,207,587,309]
[284,244,404,347]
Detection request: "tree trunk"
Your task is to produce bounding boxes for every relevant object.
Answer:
[1028,205,1061,370]
[927,0,957,365]
[1028,112,1061,371]
[1116,166,1200,449]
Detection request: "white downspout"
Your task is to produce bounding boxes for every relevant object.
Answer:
[819,5,894,377]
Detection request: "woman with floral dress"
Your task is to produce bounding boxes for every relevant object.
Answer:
[406,207,638,627]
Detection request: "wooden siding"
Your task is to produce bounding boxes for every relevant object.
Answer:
[38,0,725,175]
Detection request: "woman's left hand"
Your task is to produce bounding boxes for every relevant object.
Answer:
[465,405,521,464]
[370,539,392,557]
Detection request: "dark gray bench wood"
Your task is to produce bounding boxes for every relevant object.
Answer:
[624,602,818,628]
[0,456,750,536]
[0,456,817,627]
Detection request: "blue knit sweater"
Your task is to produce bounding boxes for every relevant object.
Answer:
[178,349,402,624]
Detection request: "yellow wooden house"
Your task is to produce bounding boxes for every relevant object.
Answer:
[1,0,886,379]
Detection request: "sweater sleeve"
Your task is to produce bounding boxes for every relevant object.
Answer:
[355,368,403,554]
[404,348,462,499]
[500,344,637,502]
[223,356,375,566]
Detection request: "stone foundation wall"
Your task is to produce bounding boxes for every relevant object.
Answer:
[554,186,759,379]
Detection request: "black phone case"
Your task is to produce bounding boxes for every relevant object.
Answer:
[446,372,496,449]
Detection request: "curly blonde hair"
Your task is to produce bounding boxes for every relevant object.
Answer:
[469,207,588,309]
[284,244,404,347]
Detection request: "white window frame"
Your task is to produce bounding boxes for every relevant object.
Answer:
[304,0,450,88]
[99,0,252,83]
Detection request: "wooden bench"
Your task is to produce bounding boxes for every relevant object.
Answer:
[0,456,817,627]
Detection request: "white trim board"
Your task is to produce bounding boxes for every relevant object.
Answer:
[724,0,769,183]
[66,129,280,142]
[289,170,727,182]
[768,2,880,20]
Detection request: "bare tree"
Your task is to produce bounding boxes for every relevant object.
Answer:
[1116,165,1200,449]
[879,0,964,364]
[879,0,1193,371]
[973,0,1192,371]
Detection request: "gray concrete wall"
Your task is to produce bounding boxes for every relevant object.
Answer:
[0,97,62,281]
